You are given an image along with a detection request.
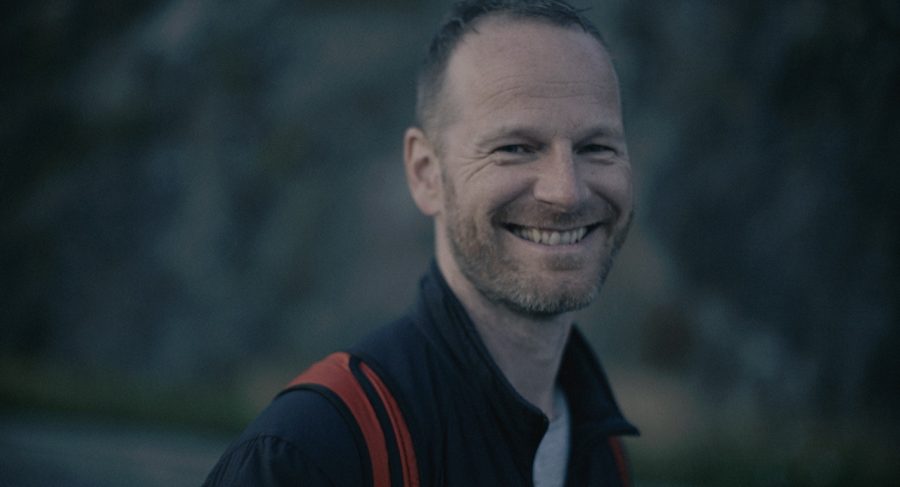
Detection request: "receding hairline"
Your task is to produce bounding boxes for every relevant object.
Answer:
[416,12,614,147]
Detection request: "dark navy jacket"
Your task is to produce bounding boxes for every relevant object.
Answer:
[204,263,638,486]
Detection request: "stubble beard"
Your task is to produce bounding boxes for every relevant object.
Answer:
[442,178,632,318]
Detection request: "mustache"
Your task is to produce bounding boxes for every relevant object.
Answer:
[493,200,618,228]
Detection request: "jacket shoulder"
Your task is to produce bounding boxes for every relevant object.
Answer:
[204,388,365,486]
[352,315,431,374]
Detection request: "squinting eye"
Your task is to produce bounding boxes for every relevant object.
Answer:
[578,144,615,155]
[496,144,532,154]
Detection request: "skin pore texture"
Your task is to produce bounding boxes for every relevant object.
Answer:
[404,16,633,418]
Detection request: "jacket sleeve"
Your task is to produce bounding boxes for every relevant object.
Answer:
[203,435,336,486]
[203,389,365,486]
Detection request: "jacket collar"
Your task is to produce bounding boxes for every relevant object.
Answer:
[414,261,638,463]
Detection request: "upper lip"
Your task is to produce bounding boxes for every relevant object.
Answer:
[502,220,606,232]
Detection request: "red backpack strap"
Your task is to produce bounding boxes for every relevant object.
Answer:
[608,436,632,487]
[284,352,419,487]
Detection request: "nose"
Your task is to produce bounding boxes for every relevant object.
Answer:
[532,146,584,210]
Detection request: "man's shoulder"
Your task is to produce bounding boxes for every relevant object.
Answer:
[352,314,441,401]
[205,312,442,486]
[204,387,364,486]
[353,314,425,362]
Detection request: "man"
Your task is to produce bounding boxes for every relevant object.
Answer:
[205,0,638,485]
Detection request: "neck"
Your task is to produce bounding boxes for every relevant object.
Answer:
[437,252,572,419]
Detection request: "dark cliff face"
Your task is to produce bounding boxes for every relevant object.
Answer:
[1,0,898,424]
[623,0,900,416]
[1,1,434,381]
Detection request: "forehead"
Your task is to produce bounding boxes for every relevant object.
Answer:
[442,17,620,121]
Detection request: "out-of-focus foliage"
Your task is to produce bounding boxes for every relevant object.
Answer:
[2,0,898,485]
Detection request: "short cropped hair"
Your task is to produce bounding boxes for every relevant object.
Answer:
[415,0,608,134]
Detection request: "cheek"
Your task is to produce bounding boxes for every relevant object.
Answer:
[453,171,527,212]
[587,164,633,211]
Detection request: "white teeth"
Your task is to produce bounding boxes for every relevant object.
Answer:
[512,226,590,246]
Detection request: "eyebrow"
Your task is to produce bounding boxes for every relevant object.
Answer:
[476,126,542,147]
[574,125,626,141]
[476,123,625,147]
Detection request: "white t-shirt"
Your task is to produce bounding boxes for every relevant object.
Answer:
[532,388,571,487]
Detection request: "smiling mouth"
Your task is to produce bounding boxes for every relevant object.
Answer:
[505,223,602,246]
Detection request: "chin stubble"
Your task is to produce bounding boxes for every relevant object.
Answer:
[442,175,634,317]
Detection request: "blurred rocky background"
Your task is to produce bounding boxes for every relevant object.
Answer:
[2,0,898,485]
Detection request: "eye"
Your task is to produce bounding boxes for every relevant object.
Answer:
[577,143,616,155]
[495,144,534,155]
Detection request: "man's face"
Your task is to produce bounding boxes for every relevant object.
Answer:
[431,18,634,316]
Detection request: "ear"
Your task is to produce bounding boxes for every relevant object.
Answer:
[404,126,443,216]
